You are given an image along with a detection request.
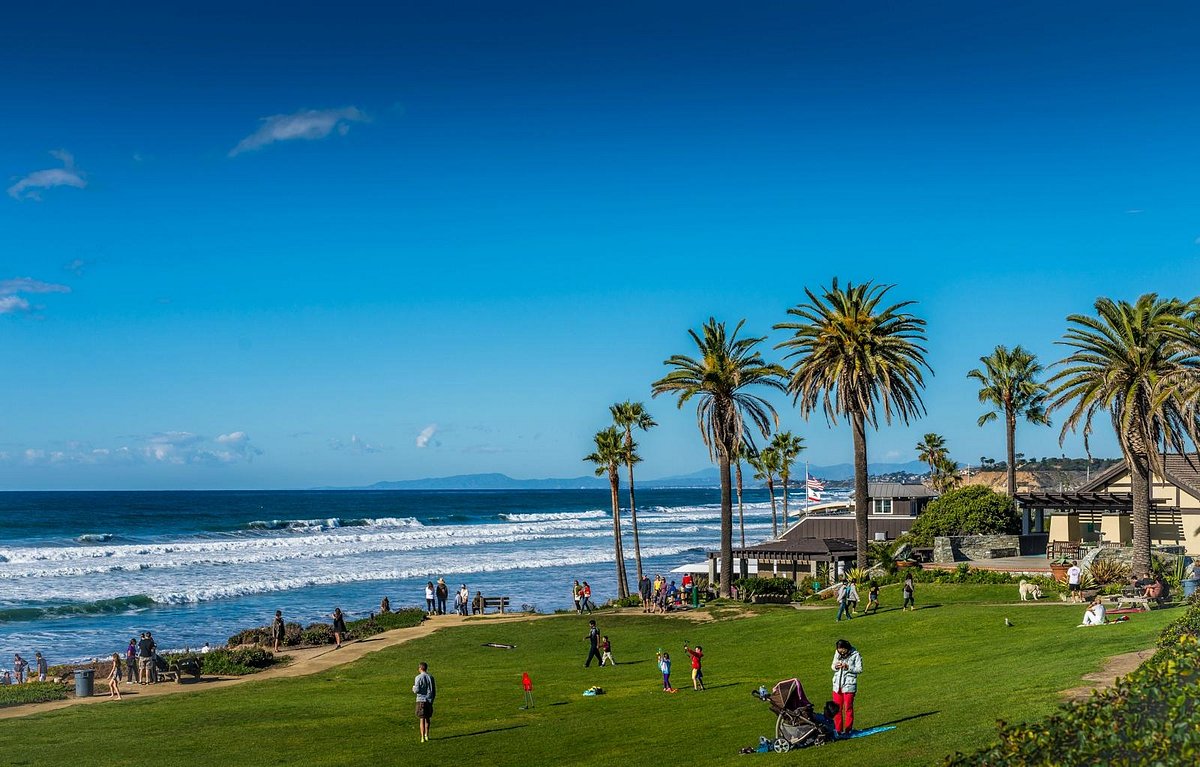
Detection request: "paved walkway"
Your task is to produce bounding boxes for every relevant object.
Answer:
[0,612,537,721]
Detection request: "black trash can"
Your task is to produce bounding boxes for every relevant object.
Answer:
[74,669,95,698]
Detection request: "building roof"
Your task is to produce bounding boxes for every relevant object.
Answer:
[709,537,858,562]
[1079,453,1200,499]
[867,482,937,499]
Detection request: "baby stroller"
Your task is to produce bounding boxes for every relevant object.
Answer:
[757,678,834,752]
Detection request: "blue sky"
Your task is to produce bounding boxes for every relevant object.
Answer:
[3,2,1200,490]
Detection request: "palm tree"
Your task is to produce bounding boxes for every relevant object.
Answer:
[769,431,805,531]
[583,426,632,598]
[776,280,931,567]
[734,443,753,548]
[931,455,961,493]
[748,446,782,538]
[610,401,657,583]
[1048,294,1200,577]
[968,345,1051,497]
[652,318,785,597]
[916,433,947,476]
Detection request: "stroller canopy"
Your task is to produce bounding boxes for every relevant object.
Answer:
[770,678,813,712]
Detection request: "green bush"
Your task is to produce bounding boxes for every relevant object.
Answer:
[200,647,283,676]
[1157,601,1200,648]
[0,681,70,707]
[609,594,643,608]
[733,577,795,599]
[300,623,334,645]
[907,486,1020,547]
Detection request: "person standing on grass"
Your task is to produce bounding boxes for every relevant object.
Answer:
[272,610,286,653]
[413,662,436,743]
[902,573,915,611]
[34,652,47,682]
[331,608,347,649]
[683,643,705,690]
[106,654,122,700]
[584,619,602,667]
[639,575,652,612]
[1067,561,1082,602]
[831,639,862,736]
[13,654,27,684]
[658,650,677,693]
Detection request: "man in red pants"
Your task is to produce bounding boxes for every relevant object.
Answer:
[831,639,862,736]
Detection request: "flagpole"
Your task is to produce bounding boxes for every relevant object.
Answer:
[805,461,810,517]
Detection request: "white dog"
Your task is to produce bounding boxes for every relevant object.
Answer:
[1018,579,1043,601]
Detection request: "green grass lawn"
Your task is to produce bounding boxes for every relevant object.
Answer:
[1,586,1177,767]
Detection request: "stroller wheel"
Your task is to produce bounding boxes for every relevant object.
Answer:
[772,738,792,753]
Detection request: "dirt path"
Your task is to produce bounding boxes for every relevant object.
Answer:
[1060,648,1154,702]
[0,612,543,721]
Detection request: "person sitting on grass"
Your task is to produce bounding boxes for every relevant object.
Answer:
[1081,595,1107,626]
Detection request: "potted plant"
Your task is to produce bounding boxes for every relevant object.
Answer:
[1049,554,1074,582]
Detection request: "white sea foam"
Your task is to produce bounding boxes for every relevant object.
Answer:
[499,510,607,522]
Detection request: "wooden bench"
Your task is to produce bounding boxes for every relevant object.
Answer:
[1116,596,1152,612]
[480,596,510,614]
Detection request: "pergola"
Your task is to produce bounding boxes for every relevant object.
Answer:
[1014,492,1175,537]
[707,537,858,583]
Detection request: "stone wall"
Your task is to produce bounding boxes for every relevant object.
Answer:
[933,534,1022,563]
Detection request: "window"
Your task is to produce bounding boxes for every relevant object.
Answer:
[872,498,893,514]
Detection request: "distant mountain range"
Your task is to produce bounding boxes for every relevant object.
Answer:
[349,461,927,491]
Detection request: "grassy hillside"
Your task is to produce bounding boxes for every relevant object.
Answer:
[0,586,1175,767]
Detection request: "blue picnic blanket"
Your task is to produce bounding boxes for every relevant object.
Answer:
[837,725,897,740]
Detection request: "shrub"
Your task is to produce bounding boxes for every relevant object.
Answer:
[907,486,1020,547]
[226,626,271,647]
[733,577,795,599]
[1087,558,1130,586]
[301,623,335,646]
[200,647,282,676]
[1157,601,1200,648]
[610,595,643,608]
[0,681,69,707]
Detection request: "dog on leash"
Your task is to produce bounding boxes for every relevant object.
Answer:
[1018,579,1043,601]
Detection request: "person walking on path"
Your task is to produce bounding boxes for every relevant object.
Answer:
[458,584,470,616]
[125,638,137,686]
[435,578,449,615]
[584,619,602,667]
[425,582,435,615]
[831,639,862,736]
[581,582,595,613]
[684,643,705,690]
[106,653,122,700]
[271,610,286,653]
[331,608,347,649]
[866,582,880,615]
[902,573,916,611]
[413,662,436,743]
[572,580,583,614]
[1067,561,1082,602]
[658,650,677,693]
[34,652,48,682]
[835,578,857,622]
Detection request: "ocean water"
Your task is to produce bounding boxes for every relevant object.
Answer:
[0,488,793,662]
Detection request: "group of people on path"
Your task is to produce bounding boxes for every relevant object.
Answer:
[835,573,913,621]
[5,652,48,686]
[639,573,695,613]
[425,578,479,616]
[571,580,596,613]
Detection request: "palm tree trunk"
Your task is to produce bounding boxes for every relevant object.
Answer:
[852,411,869,568]
[735,458,746,548]
[1006,410,1017,497]
[1127,452,1153,577]
[718,449,734,598]
[625,456,644,584]
[767,477,778,538]
[781,472,789,533]
[609,468,629,598]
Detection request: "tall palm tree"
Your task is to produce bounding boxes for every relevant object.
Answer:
[610,401,657,583]
[916,433,947,476]
[968,345,1051,497]
[1048,294,1200,577]
[769,431,805,531]
[583,426,632,598]
[652,318,785,597]
[776,280,931,567]
[748,447,782,538]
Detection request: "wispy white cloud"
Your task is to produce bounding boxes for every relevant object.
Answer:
[7,150,86,200]
[63,258,88,275]
[416,424,438,449]
[0,277,71,315]
[329,434,385,454]
[2,431,263,467]
[229,107,368,157]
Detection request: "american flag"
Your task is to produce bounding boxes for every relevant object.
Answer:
[806,478,825,490]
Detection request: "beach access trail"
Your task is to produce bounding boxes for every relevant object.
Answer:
[0,612,548,721]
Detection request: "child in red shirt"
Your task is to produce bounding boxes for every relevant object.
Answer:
[684,643,705,690]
